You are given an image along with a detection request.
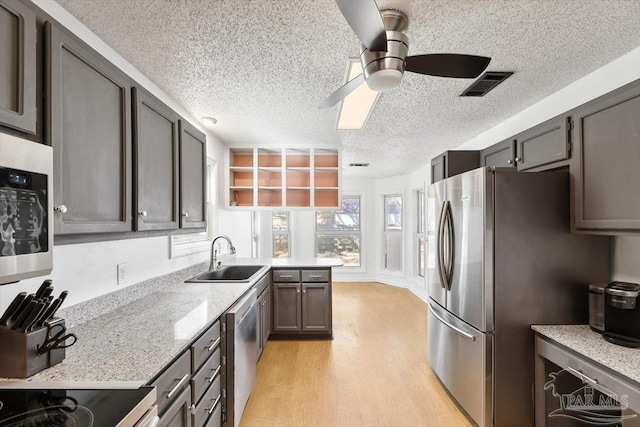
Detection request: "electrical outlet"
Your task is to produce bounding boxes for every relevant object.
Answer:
[117,263,128,285]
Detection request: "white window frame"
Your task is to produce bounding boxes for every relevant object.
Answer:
[416,188,425,278]
[383,193,403,272]
[272,211,291,258]
[315,195,363,269]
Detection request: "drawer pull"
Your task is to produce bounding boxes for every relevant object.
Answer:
[309,275,322,279]
[207,394,222,415]
[189,404,197,415]
[207,366,221,383]
[166,373,190,400]
[567,366,598,385]
[279,275,293,278]
[207,337,221,352]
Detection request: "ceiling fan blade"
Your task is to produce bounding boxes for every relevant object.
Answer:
[319,73,366,108]
[405,54,491,78]
[335,0,387,52]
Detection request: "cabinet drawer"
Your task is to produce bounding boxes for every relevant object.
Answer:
[273,270,300,282]
[191,320,220,373]
[191,346,221,405]
[301,270,329,282]
[151,350,191,416]
[192,374,221,427]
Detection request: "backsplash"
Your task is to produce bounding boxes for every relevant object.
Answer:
[611,236,640,283]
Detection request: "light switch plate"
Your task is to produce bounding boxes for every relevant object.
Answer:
[117,263,128,285]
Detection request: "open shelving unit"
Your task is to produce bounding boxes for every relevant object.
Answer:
[226,147,340,209]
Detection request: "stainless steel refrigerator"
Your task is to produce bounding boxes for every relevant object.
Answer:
[426,167,610,427]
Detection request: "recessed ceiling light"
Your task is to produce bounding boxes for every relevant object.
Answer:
[201,116,218,127]
[336,59,380,130]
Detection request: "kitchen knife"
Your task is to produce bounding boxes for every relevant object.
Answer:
[30,296,53,330]
[40,286,54,299]
[35,291,68,328]
[17,301,46,333]
[11,300,37,331]
[0,292,27,326]
[8,294,35,324]
[35,280,53,298]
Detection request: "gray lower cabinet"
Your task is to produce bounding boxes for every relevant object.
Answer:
[480,138,516,168]
[301,283,330,332]
[47,22,133,235]
[257,284,271,358]
[431,151,480,183]
[0,0,37,135]
[133,87,180,231]
[273,283,302,332]
[159,385,192,427]
[515,115,570,171]
[179,120,207,229]
[572,81,640,232]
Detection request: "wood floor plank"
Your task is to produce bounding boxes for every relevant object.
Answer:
[240,282,471,427]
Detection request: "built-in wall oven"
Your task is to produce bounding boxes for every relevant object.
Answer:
[0,133,53,285]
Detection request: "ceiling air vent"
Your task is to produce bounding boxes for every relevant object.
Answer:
[349,162,370,167]
[460,72,513,97]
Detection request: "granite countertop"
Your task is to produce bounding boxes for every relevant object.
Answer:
[532,325,640,384]
[1,257,341,385]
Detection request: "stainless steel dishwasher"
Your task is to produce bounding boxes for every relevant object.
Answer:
[223,288,258,427]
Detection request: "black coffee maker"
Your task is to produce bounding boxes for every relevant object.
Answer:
[603,281,640,348]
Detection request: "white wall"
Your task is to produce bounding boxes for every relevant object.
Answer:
[0,1,228,313]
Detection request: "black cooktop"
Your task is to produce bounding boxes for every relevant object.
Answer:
[0,388,153,427]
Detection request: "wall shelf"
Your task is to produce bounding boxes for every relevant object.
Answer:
[226,147,341,209]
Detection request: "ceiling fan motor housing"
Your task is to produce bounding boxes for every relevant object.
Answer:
[360,10,409,92]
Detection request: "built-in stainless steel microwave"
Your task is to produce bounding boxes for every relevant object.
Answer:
[0,133,53,285]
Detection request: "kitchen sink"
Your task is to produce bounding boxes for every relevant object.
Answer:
[185,265,267,283]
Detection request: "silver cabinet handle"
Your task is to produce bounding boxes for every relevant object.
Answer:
[296,289,300,294]
[166,373,190,400]
[279,275,292,278]
[308,275,322,279]
[207,337,221,352]
[302,289,306,294]
[515,157,521,162]
[138,210,148,217]
[428,303,475,341]
[182,212,189,218]
[567,366,598,385]
[54,205,67,213]
[207,366,221,383]
[207,394,222,415]
[507,159,513,164]
[189,404,197,415]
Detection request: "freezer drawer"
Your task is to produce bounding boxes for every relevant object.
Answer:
[427,301,493,427]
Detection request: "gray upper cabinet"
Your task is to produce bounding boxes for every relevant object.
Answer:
[179,120,206,229]
[430,151,480,183]
[273,283,302,332]
[47,22,133,235]
[133,87,179,231]
[301,283,330,333]
[573,81,640,232]
[515,115,570,171]
[480,139,516,168]
[0,0,37,135]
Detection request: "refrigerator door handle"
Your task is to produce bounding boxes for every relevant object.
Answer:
[428,302,476,341]
[445,201,455,290]
[437,201,448,289]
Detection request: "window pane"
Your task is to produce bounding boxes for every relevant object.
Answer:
[384,231,402,271]
[385,195,402,230]
[272,211,289,231]
[417,190,425,233]
[273,234,289,258]
[316,197,360,231]
[418,237,425,277]
[316,234,360,267]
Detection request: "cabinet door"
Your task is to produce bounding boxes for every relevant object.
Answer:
[179,120,206,229]
[301,283,331,332]
[265,287,271,339]
[273,283,301,332]
[0,0,36,134]
[480,139,515,168]
[431,153,446,184]
[47,22,133,234]
[133,87,179,231]
[159,385,192,427]
[573,83,640,231]
[515,115,570,171]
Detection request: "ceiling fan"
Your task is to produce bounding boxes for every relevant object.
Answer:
[320,0,492,108]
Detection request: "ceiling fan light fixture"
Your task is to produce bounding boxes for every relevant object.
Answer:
[201,116,218,127]
[365,68,403,91]
[336,59,380,130]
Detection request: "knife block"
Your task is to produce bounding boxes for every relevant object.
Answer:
[0,318,65,378]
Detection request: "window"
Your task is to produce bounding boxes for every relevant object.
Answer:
[316,196,361,267]
[416,189,425,277]
[384,194,403,271]
[272,211,290,258]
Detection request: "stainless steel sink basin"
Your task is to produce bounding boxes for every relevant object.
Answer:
[185,265,267,283]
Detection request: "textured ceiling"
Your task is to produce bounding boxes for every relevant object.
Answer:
[54,0,640,178]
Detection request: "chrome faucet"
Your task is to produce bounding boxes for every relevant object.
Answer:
[210,234,236,270]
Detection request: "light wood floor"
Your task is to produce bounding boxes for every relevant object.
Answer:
[240,282,471,427]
